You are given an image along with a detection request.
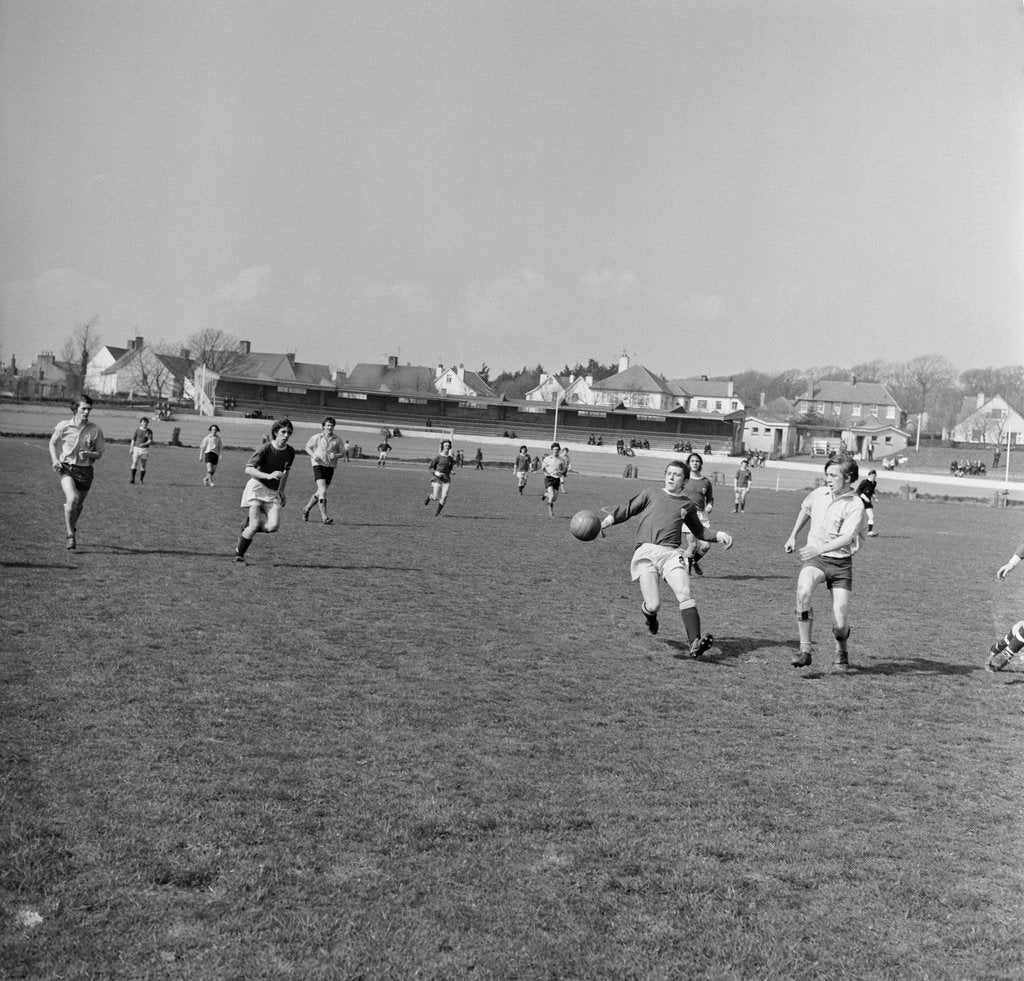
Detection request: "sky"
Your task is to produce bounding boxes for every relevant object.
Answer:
[2,0,1022,380]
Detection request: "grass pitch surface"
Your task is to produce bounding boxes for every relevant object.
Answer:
[2,437,1023,980]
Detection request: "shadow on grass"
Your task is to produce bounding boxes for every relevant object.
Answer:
[853,658,978,677]
[0,560,78,570]
[714,573,790,582]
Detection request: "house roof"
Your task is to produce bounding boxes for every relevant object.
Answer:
[954,393,1024,424]
[591,364,673,395]
[344,362,436,393]
[438,367,497,398]
[223,352,335,389]
[670,378,739,400]
[799,380,900,408]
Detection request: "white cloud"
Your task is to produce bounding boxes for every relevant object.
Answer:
[579,268,639,300]
[213,266,272,304]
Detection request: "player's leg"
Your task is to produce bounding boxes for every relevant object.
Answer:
[59,473,82,546]
[235,503,264,561]
[637,569,662,634]
[138,452,147,483]
[830,586,852,671]
[262,502,283,534]
[436,481,451,514]
[987,619,1024,672]
[665,562,712,656]
[792,564,826,666]
[865,506,876,535]
[315,476,331,522]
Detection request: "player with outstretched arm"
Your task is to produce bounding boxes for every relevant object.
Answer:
[424,439,456,516]
[599,459,733,658]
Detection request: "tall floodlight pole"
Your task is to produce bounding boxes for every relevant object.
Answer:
[1005,428,1012,485]
[553,395,561,443]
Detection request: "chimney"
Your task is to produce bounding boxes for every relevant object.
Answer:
[436,363,444,378]
[977,392,985,409]
[585,375,593,386]
[286,353,295,365]
[180,348,190,361]
[387,355,398,369]
[619,354,629,373]
[727,377,734,397]
[760,392,766,408]
[129,335,144,350]
[851,373,857,387]
[239,340,251,355]
[457,363,465,380]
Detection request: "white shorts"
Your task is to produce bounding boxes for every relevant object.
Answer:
[630,543,688,581]
[130,447,149,464]
[240,478,283,509]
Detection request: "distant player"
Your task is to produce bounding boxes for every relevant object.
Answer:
[129,416,154,484]
[986,535,1024,672]
[784,456,867,673]
[474,448,484,470]
[234,419,295,564]
[734,459,752,512]
[559,447,571,495]
[513,445,531,495]
[856,469,878,536]
[198,424,222,486]
[682,452,715,577]
[424,439,456,516]
[302,417,343,524]
[48,394,105,550]
[377,439,392,467]
[599,459,733,658]
[540,442,568,518]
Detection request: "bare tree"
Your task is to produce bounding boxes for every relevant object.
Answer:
[904,355,958,431]
[185,328,248,374]
[60,316,101,393]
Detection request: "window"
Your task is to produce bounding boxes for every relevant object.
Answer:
[852,404,861,417]
[871,405,879,417]
[730,401,739,412]
[339,391,368,400]
[398,396,427,404]
[750,426,759,434]
[579,410,606,418]
[816,402,825,414]
[715,400,723,411]
[886,406,895,419]
[884,436,892,444]
[832,403,841,415]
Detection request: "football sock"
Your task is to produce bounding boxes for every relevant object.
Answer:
[139,471,145,483]
[680,604,701,644]
[832,625,850,654]
[235,535,252,557]
[797,609,812,649]
[130,470,136,483]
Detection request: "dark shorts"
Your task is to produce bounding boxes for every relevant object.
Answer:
[312,466,335,485]
[804,554,853,591]
[203,452,220,465]
[544,476,562,490]
[60,463,94,493]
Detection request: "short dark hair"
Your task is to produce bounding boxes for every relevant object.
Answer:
[208,424,219,432]
[687,452,703,468]
[666,459,691,478]
[139,417,149,424]
[73,394,94,411]
[321,416,336,427]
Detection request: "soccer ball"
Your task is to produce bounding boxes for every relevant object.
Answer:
[570,510,602,542]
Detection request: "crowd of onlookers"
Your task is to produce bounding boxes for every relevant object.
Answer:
[950,458,988,477]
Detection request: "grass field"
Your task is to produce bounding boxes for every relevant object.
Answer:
[2,436,1023,980]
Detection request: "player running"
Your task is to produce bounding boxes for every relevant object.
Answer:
[599,459,733,658]
[540,442,568,518]
[199,424,222,486]
[784,456,867,673]
[513,445,532,495]
[302,417,343,525]
[424,439,456,516]
[48,394,105,550]
[234,419,296,564]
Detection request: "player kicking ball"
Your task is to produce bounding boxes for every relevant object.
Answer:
[598,460,733,658]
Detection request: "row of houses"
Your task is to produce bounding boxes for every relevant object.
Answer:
[3,339,1021,457]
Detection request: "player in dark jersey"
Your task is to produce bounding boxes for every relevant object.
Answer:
[424,439,456,516]
[513,445,532,494]
[599,460,734,658]
[856,469,878,536]
[234,419,295,564]
[682,452,715,577]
